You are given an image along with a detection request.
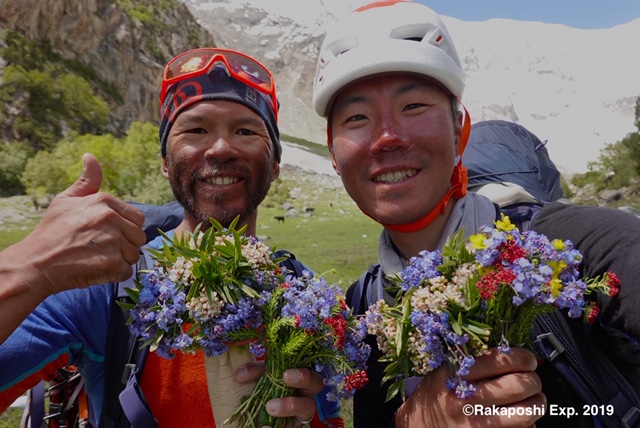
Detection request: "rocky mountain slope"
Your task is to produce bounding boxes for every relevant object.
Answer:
[0,0,215,135]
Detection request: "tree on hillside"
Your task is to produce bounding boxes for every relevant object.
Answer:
[570,96,640,193]
[627,96,640,176]
[20,121,167,201]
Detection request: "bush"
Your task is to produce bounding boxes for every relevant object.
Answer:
[0,142,31,196]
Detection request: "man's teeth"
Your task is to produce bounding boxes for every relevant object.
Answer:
[207,176,239,185]
[374,169,417,183]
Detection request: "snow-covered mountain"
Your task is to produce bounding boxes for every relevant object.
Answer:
[181,0,640,174]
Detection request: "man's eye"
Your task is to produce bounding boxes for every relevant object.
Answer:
[187,128,207,134]
[346,114,366,122]
[404,103,423,111]
[237,128,255,136]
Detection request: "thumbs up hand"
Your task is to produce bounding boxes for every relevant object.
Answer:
[21,153,147,295]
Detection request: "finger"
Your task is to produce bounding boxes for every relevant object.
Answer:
[265,395,316,424]
[234,360,265,384]
[119,214,148,248]
[465,348,537,382]
[57,153,102,199]
[121,242,143,266]
[472,371,542,406]
[110,198,146,229]
[282,369,324,396]
[481,392,546,427]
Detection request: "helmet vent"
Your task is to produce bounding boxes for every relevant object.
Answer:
[389,23,431,42]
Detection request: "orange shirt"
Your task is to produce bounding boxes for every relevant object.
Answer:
[140,351,344,428]
[141,350,215,427]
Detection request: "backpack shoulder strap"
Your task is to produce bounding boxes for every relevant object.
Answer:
[349,264,380,315]
[273,249,306,278]
[101,249,156,428]
[499,202,543,232]
[533,310,640,427]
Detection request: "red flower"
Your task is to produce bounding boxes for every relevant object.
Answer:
[496,241,527,265]
[606,272,620,297]
[585,303,600,324]
[477,269,516,300]
[344,370,369,391]
[324,315,347,350]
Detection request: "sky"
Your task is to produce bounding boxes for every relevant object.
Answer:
[419,0,640,29]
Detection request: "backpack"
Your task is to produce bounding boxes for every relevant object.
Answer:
[23,202,308,428]
[348,120,640,428]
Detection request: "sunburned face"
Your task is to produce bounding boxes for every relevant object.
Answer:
[329,75,461,226]
[162,100,279,231]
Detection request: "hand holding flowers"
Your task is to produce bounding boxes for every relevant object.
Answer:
[365,215,619,401]
[121,217,370,428]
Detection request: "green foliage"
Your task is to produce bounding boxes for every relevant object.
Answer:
[21,121,166,200]
[1,31,56,71]
[282,134,329,157]
[263,177,291,208]
[0,407,23,427]
[0,142,32,196]
[0,31,112,152]
[0,64,109,151]
[628,97,640,176]
[569,97,640,195]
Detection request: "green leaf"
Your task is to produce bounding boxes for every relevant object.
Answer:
[385,379,404,402]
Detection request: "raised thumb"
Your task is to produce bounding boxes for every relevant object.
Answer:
[58,153,103,198]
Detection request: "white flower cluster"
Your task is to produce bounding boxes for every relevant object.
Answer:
[366,300,437,376]
[365,300,396,354]
[167,256,197,284]
[187,292,225,321]
[241,241,273,269]
[411,263,475,313]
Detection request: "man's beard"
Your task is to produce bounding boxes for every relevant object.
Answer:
[167,158,274,229]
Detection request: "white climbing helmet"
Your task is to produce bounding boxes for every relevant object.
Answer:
[312,0,465,117]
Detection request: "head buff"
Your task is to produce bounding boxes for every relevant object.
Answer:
[158,67,281,161]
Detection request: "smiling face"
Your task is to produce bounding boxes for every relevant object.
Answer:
[329,75,461,226]
[162,100,279,232]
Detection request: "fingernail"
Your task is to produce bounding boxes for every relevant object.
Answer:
[284,369,300,384]
[265,400,280,415]
[235,366,249,382]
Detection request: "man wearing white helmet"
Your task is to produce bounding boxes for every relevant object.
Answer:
[312,1,640,427]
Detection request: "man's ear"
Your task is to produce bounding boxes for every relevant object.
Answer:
[272,157,280,181]
[454,109,464,157]
[161,156,170,179]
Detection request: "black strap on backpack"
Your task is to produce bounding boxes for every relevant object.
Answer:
[100,249,155,428]
[533,311,640,427]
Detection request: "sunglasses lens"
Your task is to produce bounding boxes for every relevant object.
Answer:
[223,51,273,90]
[165,50,213,80]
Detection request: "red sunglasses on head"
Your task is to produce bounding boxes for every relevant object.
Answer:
[160,48,278,119]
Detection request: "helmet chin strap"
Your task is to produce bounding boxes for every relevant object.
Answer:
[368,107,471,233]
[379,162,467,233]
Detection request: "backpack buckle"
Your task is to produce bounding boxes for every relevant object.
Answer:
[122,364,137,385]
[536,332,565,361]
[623,407,640,428]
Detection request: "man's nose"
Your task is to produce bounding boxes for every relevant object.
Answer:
[370,122,409,154]
[204,135,237,161]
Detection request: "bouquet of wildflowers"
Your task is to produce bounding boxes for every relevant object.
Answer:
[122,217,370,428]
[365,214,620,402]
